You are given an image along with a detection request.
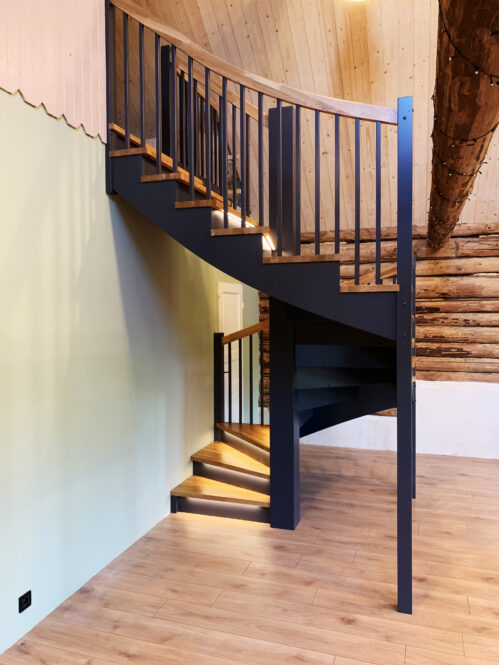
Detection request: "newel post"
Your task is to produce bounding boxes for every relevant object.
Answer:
[396,95,414,614]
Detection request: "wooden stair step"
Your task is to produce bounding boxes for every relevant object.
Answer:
[263,253,340,264]
[217,423,270,452]
[192,441,270,478]
[171,475,270,507]
[175,198,260,228]
[211,226,272,237]
[340,284,400,293]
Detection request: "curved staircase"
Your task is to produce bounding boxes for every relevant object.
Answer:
[105,0,416,613]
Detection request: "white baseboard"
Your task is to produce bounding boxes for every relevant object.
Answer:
[300,380,499,460]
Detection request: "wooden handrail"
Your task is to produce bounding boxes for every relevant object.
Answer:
[222,320,269,345]
[111,0,397,124]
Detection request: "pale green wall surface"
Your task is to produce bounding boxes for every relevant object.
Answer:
[0,90,258,653]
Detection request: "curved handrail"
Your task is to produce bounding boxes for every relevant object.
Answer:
[222,320,269,346]
[111,0,397,125]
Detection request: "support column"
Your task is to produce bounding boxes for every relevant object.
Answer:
[213,332,224,440]
[396,96,414,614]
[269,298,300,530]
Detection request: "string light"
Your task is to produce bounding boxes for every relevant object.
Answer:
[432,147,486,177]
[438,1,499,84]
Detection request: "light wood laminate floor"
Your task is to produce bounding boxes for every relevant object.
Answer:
[3,444,499,665]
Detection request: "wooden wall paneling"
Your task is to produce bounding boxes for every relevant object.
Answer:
[0,0,106,140]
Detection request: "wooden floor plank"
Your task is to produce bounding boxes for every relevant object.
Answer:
[4,445,499,665]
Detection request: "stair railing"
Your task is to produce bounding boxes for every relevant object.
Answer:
[214,321,268,432]
[106,0,412,286]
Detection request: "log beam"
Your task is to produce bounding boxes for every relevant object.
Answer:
[427,1,499,248]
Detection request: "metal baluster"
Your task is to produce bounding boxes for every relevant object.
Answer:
[228,342,232,423]
[123,13,129,148]
[240,86,246,226]
[171,46,177,171]
[200,93,204,178]
[334,114,340,254]
[295,104,301,255]
[355,117,360,283]
[232,104,237,208]
[155,34,161,173]
[222,77,228,227]
[315,109,320,255]
[179,72,184,166]
[277,99,282,255]
[188,57,194,199]
[249,334,254,425]
[205,69,211,198]
[139,23,144,146]
[238,338,242,424]
[376,120,382,283]
[246,113,250,215]
[193,79,198,177]
[258,92,263,226]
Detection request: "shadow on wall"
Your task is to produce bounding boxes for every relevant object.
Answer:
[109,197,219,494]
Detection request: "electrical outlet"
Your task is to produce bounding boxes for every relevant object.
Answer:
[18,591,31,613]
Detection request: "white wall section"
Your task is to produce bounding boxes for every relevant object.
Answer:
[0,89,258,653]
[302,380,499,460]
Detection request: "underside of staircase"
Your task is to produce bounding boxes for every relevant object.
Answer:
[105,0,415,613]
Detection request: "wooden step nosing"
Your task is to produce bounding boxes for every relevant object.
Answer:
[216,423,270,452]
[191,451,270,479]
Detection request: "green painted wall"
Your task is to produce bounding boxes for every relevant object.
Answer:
[0,90,258,653]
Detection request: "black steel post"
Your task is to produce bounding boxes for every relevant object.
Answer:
[214,333,224,439]
[396,95,414,615]
[269,298,299,530]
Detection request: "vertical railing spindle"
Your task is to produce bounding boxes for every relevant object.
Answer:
[277,99,282,255]
[354,117,360,283]
[258,92,263,226]
[315,109,320,255]
[138,23,144,146]
[260,333,264,425]
[171,46,177,171]
[228,342,232,423]
[240,86,246,226]
[238,338,243,424]
[187,57,194,199]
[205,69,211,199]
[154,34,161,173]
[123,13,129,148]
[193,79,198,177]
[295,104,301,255]
[375,120,382,283]
[222,78,228,227]
[232,104,237,208]
[249,334,254,425]
[246,113,250,215]
[334,114,340,254]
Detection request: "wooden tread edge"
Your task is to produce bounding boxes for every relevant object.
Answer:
[217,423,270,451]
[263,253,340,264]
[171,475,270,506]
[191,442,270,478]
[340,284,400,293]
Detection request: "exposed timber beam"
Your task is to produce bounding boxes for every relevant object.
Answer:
[427,0,499,248]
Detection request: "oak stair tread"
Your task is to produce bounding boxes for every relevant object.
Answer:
[191,441,270,478]
[216,423,270,452]
[171,475,270,507]
[263,253,340,264]
[340,284,400,293]
[175,198,260,228]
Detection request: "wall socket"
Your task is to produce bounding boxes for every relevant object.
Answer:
[18,591,31,613]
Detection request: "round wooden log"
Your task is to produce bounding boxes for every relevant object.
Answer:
[428,1,499,248]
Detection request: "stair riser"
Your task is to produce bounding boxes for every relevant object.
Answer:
[193,461,270,494]
[295,345,396,369]
[171,496,270,524]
